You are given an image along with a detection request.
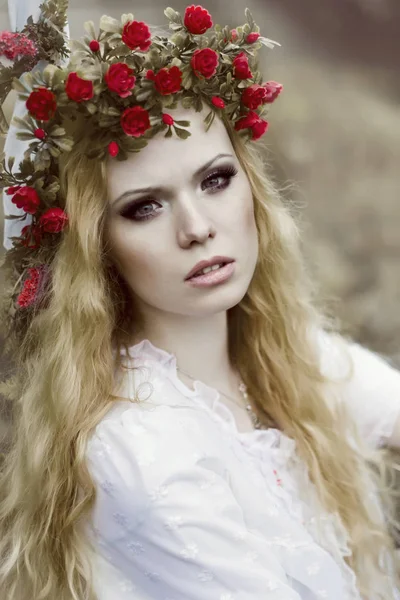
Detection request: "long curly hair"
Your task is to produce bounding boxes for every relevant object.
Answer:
[0,117,398,599]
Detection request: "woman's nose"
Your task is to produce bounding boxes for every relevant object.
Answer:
[175,193,216,248]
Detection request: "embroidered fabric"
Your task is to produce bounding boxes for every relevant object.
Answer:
[85,337,400,600]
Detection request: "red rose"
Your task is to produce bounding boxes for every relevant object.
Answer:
[246,32,260,44]
[6,185,22,195]
[146,69,155,80]
[154,66,182,95]
[241,84,269,109]
[263,81,283,103]
[121,106,151,137]
[26,87,57,121]
[233,52,252,79]
[89,40,100,52]
[211,96,225,109]
[108,141,119,157]
[105,63,136,98]
[251,118,269,140]
[162,113,174,126]
[11,186,40,214]
[20,224,42,249]
[65,73,94,102]
[231,29,238,42]
[191,48,219,79]
[39,207,69,233]
[122,21,151,52]
[184,5,213,35]
[234,111,269,140]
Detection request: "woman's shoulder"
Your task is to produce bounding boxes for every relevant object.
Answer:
[315,327,400,446]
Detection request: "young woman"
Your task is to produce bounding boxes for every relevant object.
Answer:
[1,3,400,599]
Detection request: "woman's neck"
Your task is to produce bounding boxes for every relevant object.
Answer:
[131,309,239,394]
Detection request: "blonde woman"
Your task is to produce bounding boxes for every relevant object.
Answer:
[1,2,400,599]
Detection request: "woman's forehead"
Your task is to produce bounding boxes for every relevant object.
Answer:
[106,108,235,197]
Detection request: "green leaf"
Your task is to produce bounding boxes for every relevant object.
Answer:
[164,7,182,24]
[180,95,193,110]
[165,127,173,138]
[11,116,32,132]
[135,88,154,103]
[99,15,121,34]
[245,8,255,29]
[12,78,32,94]
[16,132,35,141]
[173,126,191,139]
[173,120,190,127]
[48,145,61,158]
[84,20,97,39]
[42,65,59,88]
[85,102,98,115]
[53,138,74,152]
[194,95,203,112]
[49,127,66,137]
[7,157,15,171]
[259,36,281,49]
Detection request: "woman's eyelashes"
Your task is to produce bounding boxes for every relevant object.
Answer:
[119,164,239,222]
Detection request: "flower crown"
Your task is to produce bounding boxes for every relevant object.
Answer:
[0,2,282,311]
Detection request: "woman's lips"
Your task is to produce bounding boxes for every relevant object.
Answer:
[185,261,236,287]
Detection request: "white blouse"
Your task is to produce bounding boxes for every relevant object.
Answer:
[85,333,400,600]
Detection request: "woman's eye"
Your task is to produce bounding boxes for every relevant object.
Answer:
[201,166,238,192]
[120,200,161,221]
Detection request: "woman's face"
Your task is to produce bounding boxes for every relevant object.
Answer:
[106,108,258,321]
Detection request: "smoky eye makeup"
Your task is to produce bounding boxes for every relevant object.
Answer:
[118,162,239,221]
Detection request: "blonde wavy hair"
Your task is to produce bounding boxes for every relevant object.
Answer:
[0,115,399,599]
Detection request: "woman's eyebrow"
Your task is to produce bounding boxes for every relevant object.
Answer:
[112,152,234,207]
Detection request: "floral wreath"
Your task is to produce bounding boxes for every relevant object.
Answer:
[0,2,282,313]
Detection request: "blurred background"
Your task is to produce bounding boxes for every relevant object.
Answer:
[0,0,399,448]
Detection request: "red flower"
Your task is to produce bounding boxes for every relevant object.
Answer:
[11,186,40,214]
[233,52,252,79]
[191,48,219,79]
[26,87,57,121]
[211,96,225,109]
[0,31,37,60]
[246,32,260,43]
[34,128,46,139]
[184,5,213,35]
[146,69,156,80]
[65,73,94,102]
[234,111,269,140]
[154,66,182,95]
[121,106,151,137]
[17,267,42,308]
[105,63,136,98]
[231,29,238,42]
[20,224,42,249]
[162,113,174,126]
[6,185,22,195]
[89,40,100,52]
[108,141,120,157]
[263,81,283,103]
[39,207,69,233]
[122,20,151,52]
[241,84,270,109]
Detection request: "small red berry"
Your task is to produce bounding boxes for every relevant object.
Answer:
[162,113,174,126]
[34,128,46,140]
[89,40,100,52]
[246,32,260,44]
[108,141,119,157]
[211,96,225,109]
